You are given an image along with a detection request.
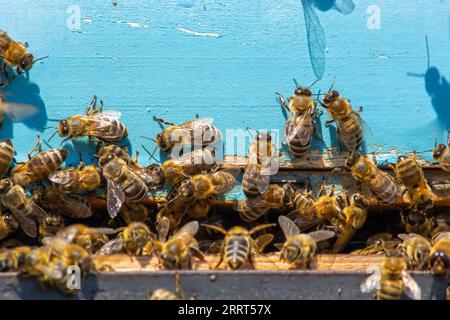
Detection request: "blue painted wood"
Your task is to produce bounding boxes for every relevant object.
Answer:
[1,0,449,166]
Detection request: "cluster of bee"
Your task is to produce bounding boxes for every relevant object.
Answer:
[0,32,449,300]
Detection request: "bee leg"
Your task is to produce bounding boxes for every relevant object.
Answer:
[275,93,290,113]
[28,135,41,159]
[60,136,72,146]
[78,154,85,169]
[213,255,223,269]
[325,119,335,127]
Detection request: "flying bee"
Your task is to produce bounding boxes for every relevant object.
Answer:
[0,31,48,78]
[278,215,335,268]
[191,169,237,200]
[350,233,401,255]
[400,208,434,238]
[276,80,322,158]
[96,222,153,256]
[389,154,434,210]
[0,212,18,241]
[429,231,450,275]
[361,254,422,300]
[154,220,203,270]
[102,158,148,218]
[55,96,128,144]
[432,130,450,172]
[153,115,222,156]
[320,89,367,152]
[157,179,195,228]
[398,233,432,270]
[0,178,46,238]
[201,223,275,270]
[48,163,103,193]
[237,184,291,222]
[0,139,13,177]
[11,136,68,187]
[332,193,369,253]
[345,152,400,204]
[33,186,93,219]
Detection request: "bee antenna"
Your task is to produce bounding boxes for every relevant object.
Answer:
[43,126,56,130]
[141,136,157,143]
[293,78,301,88]
[46,130,57,143]
[425,34,430,69]
[328,76,336,93]
[308,79,319,88]
[32,56,49,65]
[246,127,256,139]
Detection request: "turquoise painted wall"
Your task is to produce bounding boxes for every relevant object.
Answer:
[1,0,449,165]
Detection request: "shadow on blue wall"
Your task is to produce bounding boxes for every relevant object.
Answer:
[0,73,47,139]
[311,0,355,14]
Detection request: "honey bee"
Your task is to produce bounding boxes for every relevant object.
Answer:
[154,220,203,270]
[276,81,321,158]
[361,254,422,300]
[11,136,68,187]
[201,223,275,270]
[320,90,366,152]
[48,163,103,193]
[429,231,450,275]
[432,130,450,172]
[0,139,13,177]
[157,179,195,228]
[0,31,47,77]
[242,163,270,198]
[191,169,237,200]
[286,183,316,223]
[153,116,222,156]
[345,152,400,204]
[332,193,369,253]
[96,222,153,255]
[350,233,400,255]
[0,212,18,241]
[54,224,116,254]
[312,182,342,223]
[398,233,432,270]
[56,96,128,144]
[102,158,148,218]
[400,208,434,238]
[33,186,93,219]
[0,179,46,238]
[38,213,64,239]
[237,184,290,222]
[119,202,150,224]
[390,154,434,210]
[278,215,335,268]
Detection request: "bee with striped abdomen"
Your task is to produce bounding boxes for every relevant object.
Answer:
[276,80,321,158]
[56,96,128,144]
[278,215,335,268]
[320,89,366,152]
[0,140,13,177]
[102,158,148,218]
[361,254,421,300]
[432,130,450,172]
[48,163,103,193]
[0,178,46,238]
[345,152,400,204]
[201,223,275,270]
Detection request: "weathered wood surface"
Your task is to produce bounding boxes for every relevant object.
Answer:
[93,254,385,272]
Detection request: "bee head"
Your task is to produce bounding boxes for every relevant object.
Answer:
[4,213,18,232]
[19,53,35,72]
[397,155,407,163]
[345,152,361,169]
[432,144,446,160]
[322,90,340,106]
[156,132,169,152]
[294,87,312,97]
[430,250,450,275]
[192,174,213,198]
[282,244,300,264]
[161,253,178,269]
[58,119,69,136]
[128,223,150,247]
[0,179,13,193]
[99,153,116,167]
[352,193,369,208]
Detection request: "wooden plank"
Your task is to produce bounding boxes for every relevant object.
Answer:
[93,254,385,272]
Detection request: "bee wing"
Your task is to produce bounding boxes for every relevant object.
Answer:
[9,209,37,238]
[28,202,47,224]
[191,117,214,125]
[296,113,313,145]
[0,102,38,121]
[106,178,125,219]
[308,230,335,243]
[351,110,373,140]
[278,215,300,238]
[432,231,450,244]
[92,110,122,120]
[55,225,78,243]
[156,216,170,242]
[95,238,125,256]
[199,240,222,254]
[360,270,381,293]
[301,0,326,80]
[85,227,118,236]
[253,233,274,254]
[48,170,73,186]
[397,233,410,241]
[333,0,355,15]
[402,271,422,300]
[282,117,299,144]
[174,221,199,238]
